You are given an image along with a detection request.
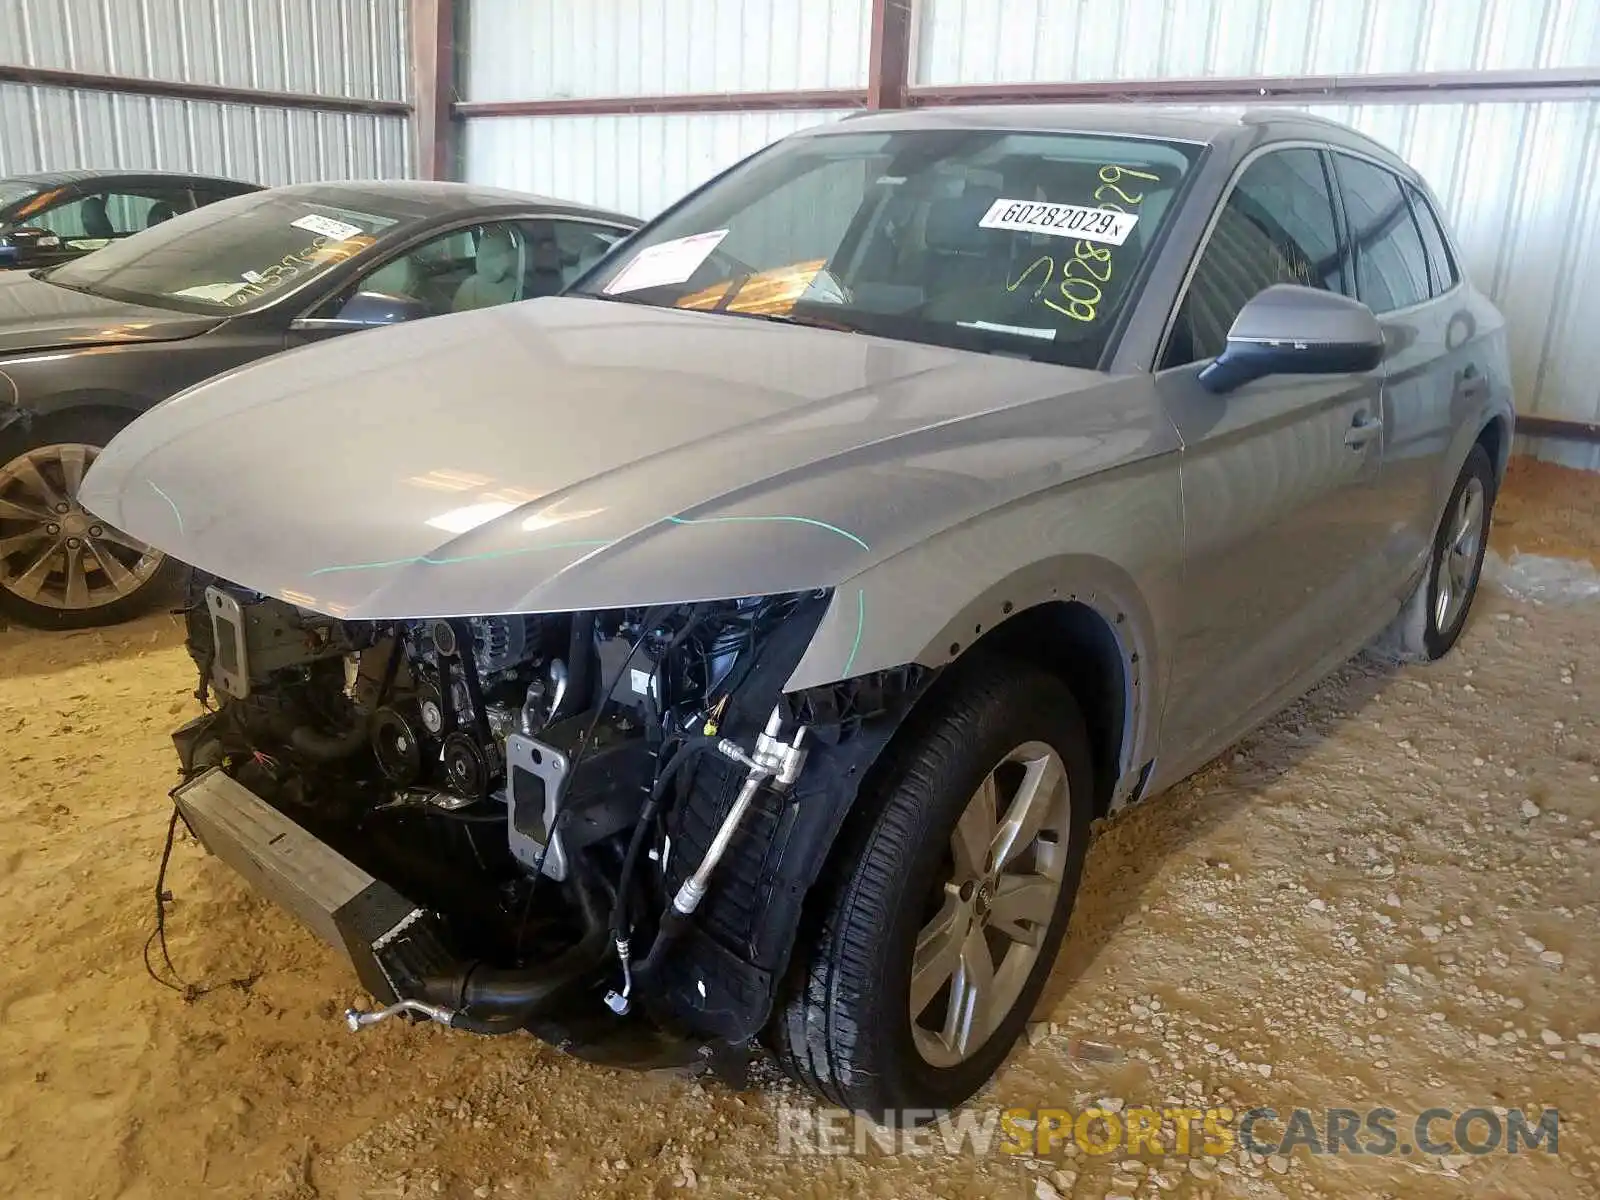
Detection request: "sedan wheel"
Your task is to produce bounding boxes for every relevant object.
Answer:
[0,424,176,628]
[769,660,1094,1117]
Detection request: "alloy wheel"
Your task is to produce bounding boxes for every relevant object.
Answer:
[910,740,1073,1068]
[0,442,163,611]
[1433,474,1486,634]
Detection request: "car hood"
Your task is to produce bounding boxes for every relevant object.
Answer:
[0,269,219,355]
[80,296,1150,619]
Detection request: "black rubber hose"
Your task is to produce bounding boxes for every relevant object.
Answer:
[607,737,718,942]
[633,906,693,981]
[288,722,368,761]
[416,867,611,1021]
[562,612,596,719]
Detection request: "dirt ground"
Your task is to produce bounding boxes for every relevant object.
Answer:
[1,459,1597,1200]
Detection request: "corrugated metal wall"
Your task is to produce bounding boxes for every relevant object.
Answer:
[0,0,412,182]
[459,0,864,216]
[464,0,869,100]
[463,108,847,219]
[911,0,1600,459]
[917,0,1600,84]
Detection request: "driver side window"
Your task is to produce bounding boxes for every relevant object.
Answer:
[1163,149,1348,369]
[328,222,528,319]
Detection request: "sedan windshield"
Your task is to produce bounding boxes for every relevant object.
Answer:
[574,127,1202,367]
[43,189,403,313]
[0,180,48,221]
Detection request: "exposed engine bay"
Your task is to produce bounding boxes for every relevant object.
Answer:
[171,572,929,1066]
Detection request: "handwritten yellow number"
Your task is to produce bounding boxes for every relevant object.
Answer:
[1100,163,1161,185]
[1006,254,1055,298]
[1043,295,1098,323]
[1072,241,1114,283]
[1095,181,1143,206]
[1060,276,1103,305]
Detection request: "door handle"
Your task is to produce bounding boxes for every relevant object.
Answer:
[1344,413,1382,449]
[1456,364,1490,402]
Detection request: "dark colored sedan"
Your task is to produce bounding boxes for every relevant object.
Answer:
[0,170,260,270]
[0,180,639,628]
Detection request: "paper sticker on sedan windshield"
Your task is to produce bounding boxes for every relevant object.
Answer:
[604,230,728,295]
[290,213,364,242]
[978,199,1139,246]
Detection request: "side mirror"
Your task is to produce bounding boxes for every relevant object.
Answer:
[335,290,431,326]
[291,290,431,334]
[1198,284,1385,394]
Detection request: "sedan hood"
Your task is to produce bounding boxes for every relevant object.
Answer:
[0,270,219,355]
[81,296,1142,619]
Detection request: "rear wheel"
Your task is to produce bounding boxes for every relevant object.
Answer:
[768,659,1094,1117]
[0,412,179,629]
[1379,443,1495,662]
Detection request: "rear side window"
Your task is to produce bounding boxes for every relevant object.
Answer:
[1332,154,1431,314]
[1405,182,1459,296]
[1163,148,1345,368]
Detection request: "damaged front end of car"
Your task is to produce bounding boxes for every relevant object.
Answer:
[170,572,931,1072]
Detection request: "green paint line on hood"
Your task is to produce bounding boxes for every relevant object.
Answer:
[842,587,865,677]
[308,538,614,577]
[664,512,869,552]
[306,511,867,579]
[149,481,184,536]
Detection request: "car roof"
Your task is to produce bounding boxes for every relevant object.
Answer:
[0,168,253,189]
[813,104,1406,167]
[262,178,640,226]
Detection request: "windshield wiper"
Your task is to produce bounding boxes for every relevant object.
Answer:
[34,272,99,297]
[580,290,863,335]
[726,309,863,335]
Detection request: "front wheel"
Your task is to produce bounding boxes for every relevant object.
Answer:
[0,412,179,629]
[768,659,1094,1117]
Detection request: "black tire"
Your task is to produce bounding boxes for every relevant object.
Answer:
[767,658,1094,1118]
[1378,443,1496,662]
[0,410,181,630]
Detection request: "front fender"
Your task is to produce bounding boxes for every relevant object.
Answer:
[786,450,1184,706]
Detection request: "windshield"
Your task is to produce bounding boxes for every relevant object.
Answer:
[43,190,404,313]
[575,128,1202,367]
[0,180,46,222]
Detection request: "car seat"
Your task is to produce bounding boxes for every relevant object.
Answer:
[364,255,423,299]
[522,235,566,298]
[79,195,115,239]
[452,230,520,311]
[146,201,176,227]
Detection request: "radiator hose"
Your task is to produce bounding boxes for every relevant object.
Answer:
[414,866,611,1027]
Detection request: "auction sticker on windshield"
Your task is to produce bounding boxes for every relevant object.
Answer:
[978,199,1139,247]
[290,213,365,242]
[605,230,728,295]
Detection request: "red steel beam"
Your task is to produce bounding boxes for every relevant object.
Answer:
[0,62,410,116]
[454,89,866,118]
[412,0,459,179]
[910,66,1600,108]
[867,0,916,110]
[1517,416,1600,445]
